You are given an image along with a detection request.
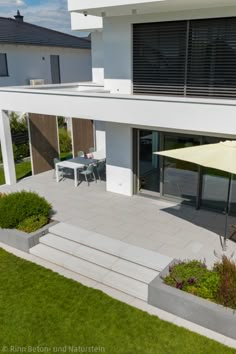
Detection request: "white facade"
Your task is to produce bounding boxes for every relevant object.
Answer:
[70,12,103,32]
[1,0,236,201]
[68,1,236,197]
[91,32,104,84]
[0,44,92,87]
[1,85,236,191]
[68,0,236,16]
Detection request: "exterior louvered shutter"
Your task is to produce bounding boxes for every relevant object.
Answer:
[187,17,236,98]
[133,21,187,96]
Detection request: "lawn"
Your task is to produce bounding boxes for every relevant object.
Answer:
[0,249,235,354]
[0,154,72,186]
[0,160,32,185]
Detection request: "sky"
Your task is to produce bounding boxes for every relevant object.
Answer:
[0,0,87,36]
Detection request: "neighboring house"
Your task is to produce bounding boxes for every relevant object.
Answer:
[1,1,236,216]
[0,11,91,86]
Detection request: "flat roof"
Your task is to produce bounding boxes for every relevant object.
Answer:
[1,82,236,107]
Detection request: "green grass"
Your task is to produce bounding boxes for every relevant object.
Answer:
[0,249,235,354]
[0,154,72,186]
[0,160,32,185]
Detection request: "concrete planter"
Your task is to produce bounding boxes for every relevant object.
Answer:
[148,260,236,340]
[0,220,57,253]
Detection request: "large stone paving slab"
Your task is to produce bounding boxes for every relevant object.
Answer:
[1,170,236,266]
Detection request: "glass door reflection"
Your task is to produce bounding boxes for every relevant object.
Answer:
[139,130,160,193]
[163,134,200,205]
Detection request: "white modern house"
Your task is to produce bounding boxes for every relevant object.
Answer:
[1,1,236,216]
[0,11,91,86]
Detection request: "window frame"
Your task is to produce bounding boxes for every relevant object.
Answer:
[0,53,9,77]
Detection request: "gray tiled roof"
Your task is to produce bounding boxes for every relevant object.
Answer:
[0,17,91,49]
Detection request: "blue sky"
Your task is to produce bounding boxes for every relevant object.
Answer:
[0,0,86,36]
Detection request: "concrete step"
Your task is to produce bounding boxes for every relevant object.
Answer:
[30,244,109,282]
[49,222,172,272]
[30,243,148,300]
[40,233,158,283]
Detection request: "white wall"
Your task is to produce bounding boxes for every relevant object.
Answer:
[91,32,104,84]
[0,44,91,87]
[3,89,236,138]
[70,12,103,31]
[102,6,236,94]
[94,120,106,151]
[106,122,133,196]
[103,18,131,93]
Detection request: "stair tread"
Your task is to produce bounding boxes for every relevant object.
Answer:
[41,234,158,283]
[30,244,148,300]
[102,272,147,301]
[49,222,172,271]
[42,233,118,269]
[31,244,109,282]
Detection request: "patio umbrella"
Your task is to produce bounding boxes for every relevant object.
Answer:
[154,140,236,249]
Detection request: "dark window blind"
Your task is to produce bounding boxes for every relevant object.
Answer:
[187,17,236,98]
[133,17,236,99]
[133,21,187,96]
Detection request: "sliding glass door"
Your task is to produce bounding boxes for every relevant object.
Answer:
[136,129,236,214]
[163,134,200,205]
[138,130,160,193]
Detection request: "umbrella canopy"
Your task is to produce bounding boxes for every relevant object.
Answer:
[154,140,236,175]
[154,140,236,250]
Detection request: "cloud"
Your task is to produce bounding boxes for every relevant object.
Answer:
[16,0,25,5]
[0,0,25,5]
[0,0,88,36]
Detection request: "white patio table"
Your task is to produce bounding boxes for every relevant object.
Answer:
[56,156,101,187]
[55,160,84,187]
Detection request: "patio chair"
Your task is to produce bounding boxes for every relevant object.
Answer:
[79,165,96,186]
[53,157,63,179]
[96,161,106,181]
[89,147,95,153]
[77,151,84,157]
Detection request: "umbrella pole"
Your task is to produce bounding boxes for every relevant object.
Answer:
[223,173,233,251]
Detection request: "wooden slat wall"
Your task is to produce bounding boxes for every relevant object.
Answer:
[72,118,94,156]
[28,113,59,175]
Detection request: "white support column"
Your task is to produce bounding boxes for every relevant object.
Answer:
[106,122,133,196]
[0,110,16,185]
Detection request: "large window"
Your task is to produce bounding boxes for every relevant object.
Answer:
[133,21,187,96]
[0,54,8,77]
[136,130,236,214]
[163,134,200,205]
[133,17,236,98]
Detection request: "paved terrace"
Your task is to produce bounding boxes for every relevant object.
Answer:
[1,170,236,266]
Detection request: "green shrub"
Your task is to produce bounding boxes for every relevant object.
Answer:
[17,215,48,233]
[10,112,28,134]
[58,116,65,128]
[215,256,236,310]
[16,144,30,159]
[0,191,51,229]
[164,260,220,301]
[12,143,30,161]
[164,257,236,309]
[59,128,72,153]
